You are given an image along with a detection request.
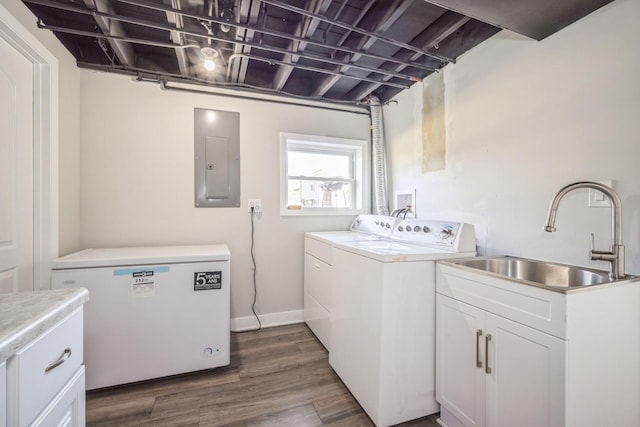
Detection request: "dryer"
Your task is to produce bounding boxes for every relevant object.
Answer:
[329,219,476,426]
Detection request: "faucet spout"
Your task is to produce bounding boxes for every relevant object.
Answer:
[543,181,625,280]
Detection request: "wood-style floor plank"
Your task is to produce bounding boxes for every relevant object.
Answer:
[86,323,439,426]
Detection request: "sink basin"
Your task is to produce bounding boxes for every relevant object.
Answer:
[448,256,635,291]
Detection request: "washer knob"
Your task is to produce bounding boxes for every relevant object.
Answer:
[398,226,404,231]
[439,226,454,239]
[423,226,430,233]
[413,225,421,232]
[385,223,390,228]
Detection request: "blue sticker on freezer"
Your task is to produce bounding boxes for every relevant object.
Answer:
[113,266,170,276]
[194,271,222,290]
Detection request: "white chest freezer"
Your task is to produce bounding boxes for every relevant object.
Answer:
[51,244,231,390]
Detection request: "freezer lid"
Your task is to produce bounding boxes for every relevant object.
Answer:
[51,244,230,269]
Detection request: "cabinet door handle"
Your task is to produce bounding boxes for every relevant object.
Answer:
[45,348,72,373]
[476,329,483,368]
[485,334,492,374]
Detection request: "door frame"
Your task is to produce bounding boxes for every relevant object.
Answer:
[0,5,58,290]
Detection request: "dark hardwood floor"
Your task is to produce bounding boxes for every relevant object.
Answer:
[86,323,440,426]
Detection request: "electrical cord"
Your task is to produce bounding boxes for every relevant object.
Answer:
[249,206,262,331]
[232,206,262,333]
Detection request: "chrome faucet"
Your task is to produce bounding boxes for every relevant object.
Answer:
[543,181,625,279]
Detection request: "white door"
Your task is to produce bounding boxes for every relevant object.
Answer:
[0,35,34,293]
[485,313,566,427]
[436,294,486,427]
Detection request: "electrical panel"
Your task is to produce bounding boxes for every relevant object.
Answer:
[194,108,240,207]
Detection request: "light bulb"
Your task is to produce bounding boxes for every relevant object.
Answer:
[204,59,215,71]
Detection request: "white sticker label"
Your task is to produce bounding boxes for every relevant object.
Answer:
[131,271,155,297]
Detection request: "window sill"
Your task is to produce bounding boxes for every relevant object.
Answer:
[280,207,366,217]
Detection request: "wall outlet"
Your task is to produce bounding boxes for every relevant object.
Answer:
[248,199,262,213]
[588,180,612,208]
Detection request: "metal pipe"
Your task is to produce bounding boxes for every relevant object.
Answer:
[225,54,409,89]
[103,0,438,72]
[76,61,371,114]
[162,81,370,115]
[37,22,199,50]
[258,0,453,64]
[37,23,199,49]
[38,21,421,83]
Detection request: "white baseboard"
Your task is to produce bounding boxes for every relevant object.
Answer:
[231,309,304,332]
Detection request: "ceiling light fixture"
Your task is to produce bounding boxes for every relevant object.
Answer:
[201,47,218,72]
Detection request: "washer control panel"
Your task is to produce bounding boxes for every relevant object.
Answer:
[392,219,465,248]
[349,216,476,252]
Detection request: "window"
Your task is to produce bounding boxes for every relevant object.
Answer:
[280,133,370,216]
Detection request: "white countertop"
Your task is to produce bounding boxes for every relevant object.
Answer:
[0,288,89,363]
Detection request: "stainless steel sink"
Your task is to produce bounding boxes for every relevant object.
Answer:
[448,256,636,291]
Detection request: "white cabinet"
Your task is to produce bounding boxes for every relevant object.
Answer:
[436,295,565,427]
[6,307,86,427]
[303,236,333,350]
[436,263,640,427]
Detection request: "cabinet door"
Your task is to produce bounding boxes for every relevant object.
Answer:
[0,361,5,427]
[436,295,486,427]
[30,367,85,427]
[485,314,565,427]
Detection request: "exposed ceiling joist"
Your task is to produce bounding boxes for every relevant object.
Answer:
[351,10,471,101]
[166,0,189,75]
[272,0,331,92]
[230,0,262,84]
[83,0,134,65]
[25,0,609,105]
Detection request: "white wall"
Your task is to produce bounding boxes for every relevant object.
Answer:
[2,0,81,256]
[79,70,370,321]
[385,0,640,275]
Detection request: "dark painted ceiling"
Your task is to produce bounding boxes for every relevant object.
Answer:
[21,0,614,107]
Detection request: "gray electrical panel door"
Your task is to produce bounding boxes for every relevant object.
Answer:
[194,108,240,207]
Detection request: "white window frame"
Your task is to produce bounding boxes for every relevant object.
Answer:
[280,132,370,216]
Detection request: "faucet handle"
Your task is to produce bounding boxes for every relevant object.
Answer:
[590,232,615,259]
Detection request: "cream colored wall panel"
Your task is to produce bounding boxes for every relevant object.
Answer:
[385,0,640,276]
[79,70,369,319]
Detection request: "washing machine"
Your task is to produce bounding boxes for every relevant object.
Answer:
[304,215,398,349]
[329,219,476,426]
[51,244,230,390]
